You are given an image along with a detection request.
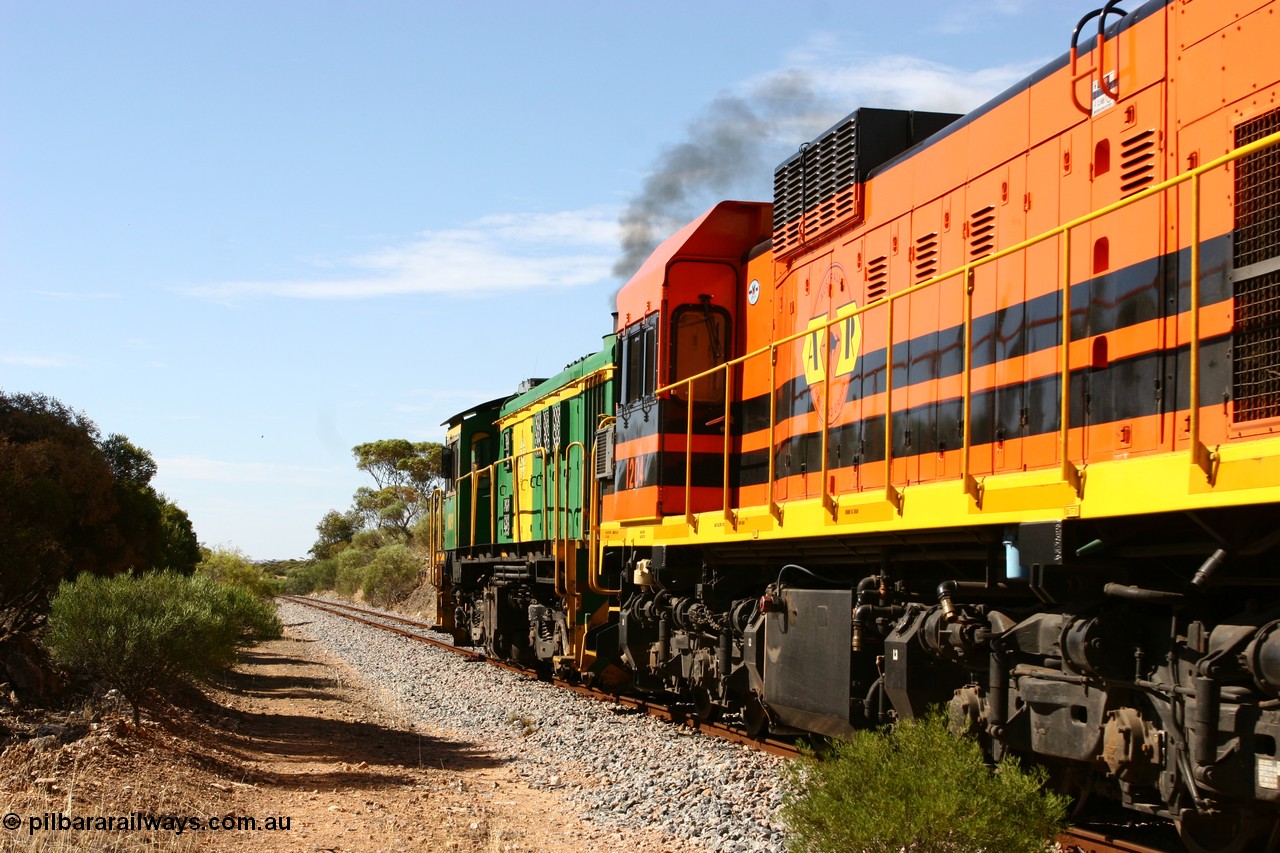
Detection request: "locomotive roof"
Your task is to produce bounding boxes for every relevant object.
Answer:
[440,395,510,428]
[859,0,1172,182]
[613,200,773,331]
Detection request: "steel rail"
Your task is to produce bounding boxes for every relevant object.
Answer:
[278,594,799,757]
[1058,826,1176,853]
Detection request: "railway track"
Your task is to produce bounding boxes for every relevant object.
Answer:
[278,594,801,757]
[1059,826,1179,853]
[279,594,1187,851]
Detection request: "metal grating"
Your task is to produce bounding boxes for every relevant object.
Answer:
[969,206,996,259]
[1119,129,1157,196]
[914,233,939,281]
[773,116,860,256]
[1235,108,1280,269]
[593,427,614,481]
[1234,269,1280,422]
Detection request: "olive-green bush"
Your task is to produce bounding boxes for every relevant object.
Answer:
[45,572,282,724]
[781,711,1069,853]
[282,558,338,594]
[361,544,421,607]
[196,545,281,598]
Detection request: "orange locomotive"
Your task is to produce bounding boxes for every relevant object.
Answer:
[597,1,1280,847]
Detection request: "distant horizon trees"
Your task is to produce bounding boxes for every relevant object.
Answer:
[288,438,442,604]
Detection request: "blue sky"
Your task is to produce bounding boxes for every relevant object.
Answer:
[2,1,1086,560]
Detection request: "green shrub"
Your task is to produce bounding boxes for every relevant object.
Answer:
[282,559,339,595]
[361,544,421,607]
[282,567,315,595]
[781,710,1068,853]
[334,545,374,596]
[45,571,282,724]
[309,558,338,590]
[196,545,281,598]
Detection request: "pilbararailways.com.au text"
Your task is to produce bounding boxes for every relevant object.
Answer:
[6,811,293,835]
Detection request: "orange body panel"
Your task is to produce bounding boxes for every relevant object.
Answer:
[602,0,1280,529]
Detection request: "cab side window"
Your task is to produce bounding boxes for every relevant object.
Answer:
[670,304,730,404]
[620,315,658,406]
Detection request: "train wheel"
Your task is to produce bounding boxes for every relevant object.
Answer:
[692,687,723,723]
[742,695,770,738]
[1178,809,1270,853]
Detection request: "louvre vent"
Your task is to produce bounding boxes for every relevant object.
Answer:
[914,233,939,281]
[1119,129,1157,196]
[773,116,859,256]
[866,255,889,302]
[593,427,614,481]
[1234,108,1280,269]
[1233,269,1280,422]
[969,206,996,259]
[772,108,964,258]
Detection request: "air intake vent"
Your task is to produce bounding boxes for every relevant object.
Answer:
[1234,107,1280,270]
[773,116,859,257]
[914,233,939,281]
[1119,129,1157,196]
[866,255,889,302]
[1234,269,1280,422]
[969,206,996,259]
[593,427,614,481]
[772,108,963,258]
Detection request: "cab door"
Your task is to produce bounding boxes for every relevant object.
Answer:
[661,261,736,515]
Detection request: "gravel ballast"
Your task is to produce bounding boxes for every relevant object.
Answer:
[278,598,788,852]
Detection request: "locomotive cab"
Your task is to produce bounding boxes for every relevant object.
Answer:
[608,200,773,522]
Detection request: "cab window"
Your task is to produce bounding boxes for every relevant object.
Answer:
[670,303,730,404]
[620,315,658,406]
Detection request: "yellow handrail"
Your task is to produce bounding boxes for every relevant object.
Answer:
[644,127,1280,520]
[455,465,492,548]
[588,418,621,594]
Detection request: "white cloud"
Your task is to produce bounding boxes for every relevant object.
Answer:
[935,0,1030,34]
[155,456,345,487]
[1,353,73,368]
[183,207,621,303]
[768,43,1040,125]
[816,55,1039,114]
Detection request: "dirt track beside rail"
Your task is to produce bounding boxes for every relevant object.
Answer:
[0,620,693,852]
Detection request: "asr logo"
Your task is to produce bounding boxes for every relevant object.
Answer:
[800,263,862,425]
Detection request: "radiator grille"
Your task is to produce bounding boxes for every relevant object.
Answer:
[1234,108,1280,269]
[1232,109,1280,422]
[773,116,859,256]
[1234,269,1280,422]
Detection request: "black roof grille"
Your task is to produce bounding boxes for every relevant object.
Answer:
[773,108,961,258]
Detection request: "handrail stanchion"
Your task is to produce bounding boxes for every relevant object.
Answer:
[768,345,781,520]
[1189,171,1216,481]
[821,311,833,517]
[962,266,980,502]
[723,361,734,524]
[1060,229,1083,495]
[587,424,621,595]
[883,297,902,512]
[685,378,695,526]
